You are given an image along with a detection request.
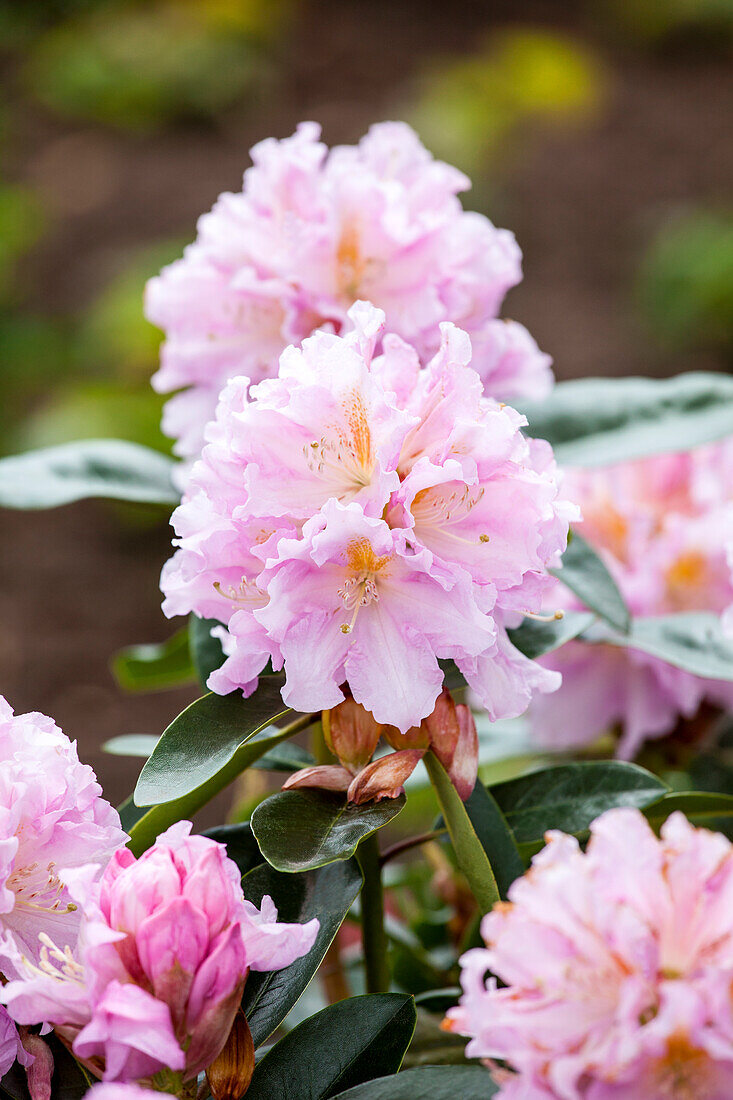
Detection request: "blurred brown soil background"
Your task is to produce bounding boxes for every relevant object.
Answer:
[1,0,731,805]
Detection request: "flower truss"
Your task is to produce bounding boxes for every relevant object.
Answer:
[1,820,318,1086]
[161,302,576,735]
[447,807,733,1099]
[0,695,126,976]
[530,444,733,757]
[145,121,553,460]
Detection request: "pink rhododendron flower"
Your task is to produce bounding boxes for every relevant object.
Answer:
[0,696,126,978]
[162,303,575,734]
[530,444,733,757]
[85,1086,161,1100]
[0,1005,32,1081]
[446,808,733,1099]
[1,822,318,1084]
[146,121,553,460]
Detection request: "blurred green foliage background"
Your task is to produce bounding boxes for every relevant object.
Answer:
[0,0,731,800]
[1,0,731,458]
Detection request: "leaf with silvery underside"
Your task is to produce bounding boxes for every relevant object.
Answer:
[551,532,630,633]
[0,439,179,508]
[518,372,733,467]
[587,613,733,681]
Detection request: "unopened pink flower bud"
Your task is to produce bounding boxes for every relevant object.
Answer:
[2,820,319,1085]
[347,750,424,805]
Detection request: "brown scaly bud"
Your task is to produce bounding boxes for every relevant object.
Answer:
[206,1010,255,1100]
[389,689,478,801]
[324,696,384,774]
[347,749,424,804]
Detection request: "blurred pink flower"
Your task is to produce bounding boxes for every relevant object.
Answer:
[85,1086,161,1100]
[0,696,126,979]
[531,444,733,756]
[1,823,318,1084]
[0,1005,32,1080]
[446,808,733,1099]
[146,121,552,460]
[162,303,574,734]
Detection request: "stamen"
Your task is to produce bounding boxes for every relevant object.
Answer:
[524,609,565,623]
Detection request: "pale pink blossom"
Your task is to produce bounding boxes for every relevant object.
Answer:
[162,303,574,734]
[85,1086,162,1100]
[531,444,733,756]
[1,822,318,1083]
[0,696,126,978]
[146,121,552,460]
[446,808,733,1099]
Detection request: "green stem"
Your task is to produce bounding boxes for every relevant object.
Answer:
[357,832,390,993]
[424,750,501,913]
[379,828,446,866]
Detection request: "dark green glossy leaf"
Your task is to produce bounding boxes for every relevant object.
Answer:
[103,734,158,757]
[552,532,629,633]
[589,613,733,681]
[241,856,363,1046]
[331,1066,498,1099]
[245,994,416,1100]
[644,791,733,838]
[251,789,405,873]
[519,372,733,466]
[189,614,226,688]
[413,988,462,1014]
[117,793,147,834]
[438,659,468,693]
[689,753,733,795]
[506,610,595,661]
[0,439,179,508]
[424,752,499,913]
[491,762,668,845]
[134,683,292,807]
[128,720,310,857]
[463,781,525,899]
[112,628,194,693]
[252,742,316,772]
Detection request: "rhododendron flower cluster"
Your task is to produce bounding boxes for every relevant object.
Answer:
[447,808,733,1099]
[0,696,126,977]
[530,444,733,757]
[162,302,576,734]
[145,121,553,460]
[1,821,317,1084]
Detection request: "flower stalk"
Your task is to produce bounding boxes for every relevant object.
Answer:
[356,833,390,995]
